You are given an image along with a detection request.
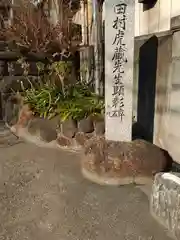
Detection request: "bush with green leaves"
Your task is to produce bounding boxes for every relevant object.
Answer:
[18,56,104,122]
[23,81,104,121]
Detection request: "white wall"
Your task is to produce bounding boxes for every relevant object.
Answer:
[171,0,180,17]
[135,0,180,37]
[72,0,180,38]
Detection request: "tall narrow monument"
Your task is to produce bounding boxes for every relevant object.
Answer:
[105,0,135,141]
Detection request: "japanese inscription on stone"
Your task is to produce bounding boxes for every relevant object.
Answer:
[105,0,135,141]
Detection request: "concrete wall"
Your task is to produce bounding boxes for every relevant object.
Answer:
[153,34,172,150]
[135,0,171,36]
[164,31,180,163]
[67,0,180,38]
[134,30,180,164]
[135,0,180,36]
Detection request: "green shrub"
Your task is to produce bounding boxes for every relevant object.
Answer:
[23,81,104,121]
[19,57,104,122]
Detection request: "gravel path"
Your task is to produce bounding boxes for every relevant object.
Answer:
[0,128,172,240]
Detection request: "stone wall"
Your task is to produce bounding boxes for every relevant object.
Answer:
[9,103,105,149]
[0,43,80,121]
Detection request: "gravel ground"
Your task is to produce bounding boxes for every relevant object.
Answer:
[0,128,172,240]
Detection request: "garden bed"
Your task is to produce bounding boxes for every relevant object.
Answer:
[7,98,172,186]
[8,102,104,150]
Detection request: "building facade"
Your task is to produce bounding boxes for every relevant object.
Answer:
[135,0,180,37]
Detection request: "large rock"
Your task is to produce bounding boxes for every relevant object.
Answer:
[49,115,61,130]
[0,121,21,147]
[4,94,23,127]
[61,119,77,138]
[150,172,180,240]
[15,104,33,128]
[78,117,94,133]
[4,96,19,126]
[75,132,93,147]
[93,118,105,135]
[81,137,171,186]
[27,118,57,142]
[57,135,72,147]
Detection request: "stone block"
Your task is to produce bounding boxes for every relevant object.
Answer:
[49,115,61,130]
[1,76,39,93]
[27,118,57,142]
[94,119,105,135]
[16,104,33,128]
[7,61,39,76]
[8,61,23,76]
[75,132,93,147]
[0,61,5,75]
[78,117,94,133]
[57,135,72,147]
[4,95,21,126]
[61,119,77,138]
[150,172,180,240]
[0,41,7,51]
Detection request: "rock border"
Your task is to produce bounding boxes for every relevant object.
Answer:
[7,103,172,186]
[7,103,105,151]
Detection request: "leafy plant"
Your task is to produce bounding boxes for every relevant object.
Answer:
[23,83,60,118]
[17,56,73,92]
[23,81,104,121]
[57,95,104,121]
[47,60,73,92]
[3,0,103,123]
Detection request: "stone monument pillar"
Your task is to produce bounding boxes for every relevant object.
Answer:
[105,0,135,141]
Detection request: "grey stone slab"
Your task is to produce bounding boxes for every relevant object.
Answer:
[105,0,135,141]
